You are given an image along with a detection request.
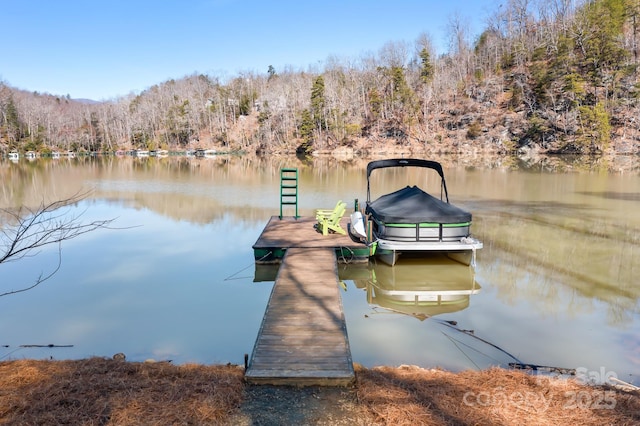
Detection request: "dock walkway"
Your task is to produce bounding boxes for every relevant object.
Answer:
[245,246,355,386]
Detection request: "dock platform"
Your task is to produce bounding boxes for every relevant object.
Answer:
[245,247,355,386]
[252,216,369,264]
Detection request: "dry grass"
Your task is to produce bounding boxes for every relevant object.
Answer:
[355,364,640,426]
[0,358,638,425]
[0,358,244,425]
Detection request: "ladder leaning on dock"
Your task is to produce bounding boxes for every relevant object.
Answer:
[279,168,299,219]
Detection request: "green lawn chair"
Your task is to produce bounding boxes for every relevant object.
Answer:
[316,200,344,221]
[317,201,347,236]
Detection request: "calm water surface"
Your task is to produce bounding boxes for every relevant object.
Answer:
[1,155,638,385]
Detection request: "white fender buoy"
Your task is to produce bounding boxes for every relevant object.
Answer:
[350,211,367,240]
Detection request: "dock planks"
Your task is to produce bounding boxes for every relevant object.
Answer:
[245,247,355,386]
[252,215,369,264]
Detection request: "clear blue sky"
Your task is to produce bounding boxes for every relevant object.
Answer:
[2,0,498,101]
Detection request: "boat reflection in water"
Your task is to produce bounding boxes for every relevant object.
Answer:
[251,253,481,321]
[353,253,481,320]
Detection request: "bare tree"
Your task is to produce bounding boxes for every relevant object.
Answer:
[0,192,114,297]
[447,11,473,81]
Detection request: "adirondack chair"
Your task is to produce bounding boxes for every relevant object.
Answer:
[316,201,347,236]
[316,200,344,221]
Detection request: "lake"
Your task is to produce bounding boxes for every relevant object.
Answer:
[1,154,638,386]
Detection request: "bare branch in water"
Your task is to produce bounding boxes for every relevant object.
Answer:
[0,191,115,296]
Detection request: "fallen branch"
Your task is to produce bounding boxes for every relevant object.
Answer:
[19,344,74,348]
[1,191,115,296]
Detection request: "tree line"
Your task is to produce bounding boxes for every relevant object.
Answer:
[1,0,639,157]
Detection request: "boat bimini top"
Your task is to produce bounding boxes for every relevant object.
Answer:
[365,159,471,225]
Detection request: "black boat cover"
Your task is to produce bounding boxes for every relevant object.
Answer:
[366,185,472,224]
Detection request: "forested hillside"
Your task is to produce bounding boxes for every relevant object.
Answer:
[1,0,639,157]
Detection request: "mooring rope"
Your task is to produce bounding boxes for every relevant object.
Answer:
[434,318,524,365]
[223,251,273,281]
[337,246,356,264]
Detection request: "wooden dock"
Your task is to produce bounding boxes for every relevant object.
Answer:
[245,246,355,386]
[252,216,370,264]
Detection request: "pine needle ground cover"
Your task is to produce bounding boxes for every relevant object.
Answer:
[0,358,244,425]
[0,359,638,425]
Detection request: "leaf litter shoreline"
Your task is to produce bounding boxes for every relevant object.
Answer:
[1,358,638,425]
